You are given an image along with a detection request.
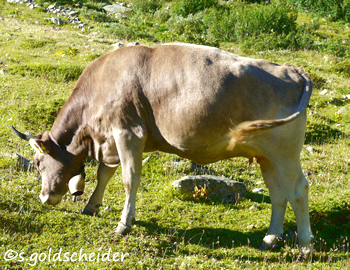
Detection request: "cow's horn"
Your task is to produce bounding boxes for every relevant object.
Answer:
[68,175,85,196]
[11,125,36,141]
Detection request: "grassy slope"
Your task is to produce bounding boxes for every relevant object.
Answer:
[0,1,349,269]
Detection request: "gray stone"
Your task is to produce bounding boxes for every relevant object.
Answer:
[252,188,266,194]
[102,4,131,15]
[50,17,63,25]
[111,42,124,48]
[319,89,328,95]
[127,42,139,46]
[306,146,316,154]
[48,2,60,10]
[302,169,312,176]
[172,175,246,203]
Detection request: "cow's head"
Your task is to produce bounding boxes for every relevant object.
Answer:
[12,126,85,205]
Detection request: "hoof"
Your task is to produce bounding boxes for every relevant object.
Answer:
[82,207,97,216]
[297,246,312,262]
[114,222,132,235]
[260,234,282,251]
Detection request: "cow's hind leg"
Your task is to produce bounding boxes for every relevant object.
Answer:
[259,158,288,250]
[266,156,313,259]
[83,163,117,215]
[113,129,144,235]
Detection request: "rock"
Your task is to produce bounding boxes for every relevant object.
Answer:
[0,69,7,74]
[102,4,131,16]
[104,205,112,211]
[172,175,246,203]
[142,156,150,165]
[127,42,140,46]
[319,89,328,95]
[247,224,256,229]
[306,146,316,154]
[302,169,312,176]
[252,188,266,194]
[249,205,259,210]
[337,107,347,114]
[111,42,124,48]
[50,17,63,25]
[48,2,60,10]
[78,23,88,29]
[67,10,77,18]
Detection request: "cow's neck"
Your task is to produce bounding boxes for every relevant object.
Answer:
[49,87,90,169]
[50,89,87,146]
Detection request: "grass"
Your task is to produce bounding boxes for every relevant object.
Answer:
[0,0,349,269]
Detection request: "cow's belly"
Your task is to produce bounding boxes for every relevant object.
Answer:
[153,133,258,165]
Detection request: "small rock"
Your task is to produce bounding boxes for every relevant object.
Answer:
[127,42,139,46]
[6,54,10,57]
[172,175,246,203]
[319,89,328,95]
[252,188,266,194]
[103,4,131,15]
[78,23,88,29]
[345,94,350,100]
[247,224,256,229]
[0,69,7,74]
[50,17,63,25]
[337,108,347,114]
[48,2,60,10]
[306,146,316,154]
[111,42,124,48]
[302,169,312,176]
[67,10,77,17]
[104,206,112,211]
[142,156,150,165]
[249,205,259,211]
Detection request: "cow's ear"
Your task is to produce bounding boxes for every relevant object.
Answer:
[29,138,49,155]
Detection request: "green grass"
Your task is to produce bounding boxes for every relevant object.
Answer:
[0,0,349,269]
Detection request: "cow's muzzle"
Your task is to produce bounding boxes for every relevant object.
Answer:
[39,193,62,205]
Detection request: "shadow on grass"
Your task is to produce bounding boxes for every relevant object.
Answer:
[135,219,267,251]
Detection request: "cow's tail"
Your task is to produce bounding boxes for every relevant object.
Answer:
[229,67,312,145]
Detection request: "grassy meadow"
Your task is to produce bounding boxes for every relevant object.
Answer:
[0,0,349,269]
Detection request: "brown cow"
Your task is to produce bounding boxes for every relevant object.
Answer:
[13,43,313,258]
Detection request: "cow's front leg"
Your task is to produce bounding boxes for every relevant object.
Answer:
[83,163,117,215]
[113,129,144,235]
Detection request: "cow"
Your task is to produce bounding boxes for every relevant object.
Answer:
[12,43,313,259]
